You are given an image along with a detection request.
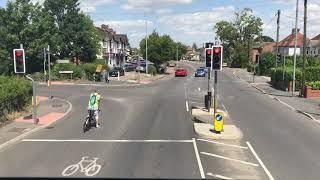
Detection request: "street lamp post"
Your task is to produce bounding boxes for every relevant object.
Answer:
[145,17,148,74]
[292,0,299,96]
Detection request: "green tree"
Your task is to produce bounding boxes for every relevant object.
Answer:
[255,35,274,42]
[43,0,99,62]
[0,0,48,73]
[214,8,263,68]
[139,31,187,65]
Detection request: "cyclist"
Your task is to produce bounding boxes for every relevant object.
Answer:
[88,89,101,128]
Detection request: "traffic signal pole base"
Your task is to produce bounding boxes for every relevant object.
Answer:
[194,123,242,140]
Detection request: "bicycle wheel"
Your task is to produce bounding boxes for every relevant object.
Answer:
[85,164,101,176]
[62,164,79,176]
[83,117,90,133]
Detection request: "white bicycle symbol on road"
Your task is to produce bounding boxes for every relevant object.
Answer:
[62,156,102,177]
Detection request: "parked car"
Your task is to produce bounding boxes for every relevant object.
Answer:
[136,64,146,73]
[175,68,188,77]
[167,61,176,67]
[199,66,207,73]
[155,63,167,74]
[122,64,135,72]
[195,68,206,77]
[109,67,125,77]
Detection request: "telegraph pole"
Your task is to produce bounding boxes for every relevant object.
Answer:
[292,0,299,96]
[301,0,307,97]
[275,10,281,68]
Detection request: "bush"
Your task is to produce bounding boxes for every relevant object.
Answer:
[33,72,46,81]
[0,76,32,121]
[306,81,320,90]
[52,63,82,79]
[147,65,157,76]
[80,63,97,80]
[247,64,254,73]
[52,63,111,81]
[271,67,302,90]
[305,67,320,82]
[258,52,275,76]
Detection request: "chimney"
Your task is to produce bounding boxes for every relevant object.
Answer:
[292,28,300,34]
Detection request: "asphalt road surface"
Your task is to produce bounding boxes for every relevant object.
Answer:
[0,61,320,179]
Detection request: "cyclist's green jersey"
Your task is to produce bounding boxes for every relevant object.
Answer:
[88,93,101,110]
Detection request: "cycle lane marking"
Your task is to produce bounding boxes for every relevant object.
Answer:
[62,156,101,177]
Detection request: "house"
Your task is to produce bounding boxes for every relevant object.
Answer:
[250,42,276,63]
[96,24,129,67]
[186,46,200,61]
[310,34,320,57]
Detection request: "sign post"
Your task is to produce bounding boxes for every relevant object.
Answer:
[214,112,224,133]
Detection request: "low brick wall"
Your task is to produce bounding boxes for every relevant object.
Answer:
[305,87,320,98]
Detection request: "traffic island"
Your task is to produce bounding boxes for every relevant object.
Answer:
[194,123,242,140]
[191,107,227,117]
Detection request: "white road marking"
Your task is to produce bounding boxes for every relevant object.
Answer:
[192,138,205,179]
[197,138,248,149]
[198,87,201,91]
[22,139,193,143]
[62,156,101,177]
[184,83,187,99]
[186,101,189,112]
[201,152,259,167]
[189,101,203,105]
[207,173,233,179]
[246,142,275,180]
[221,102,230,117]
[273,97,296,110]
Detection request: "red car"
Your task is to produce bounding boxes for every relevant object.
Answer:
[175,68,188,77]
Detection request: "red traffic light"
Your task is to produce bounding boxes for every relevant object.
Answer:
[206,49,211,55]
[213,48,220,54]
[15,51,23,57]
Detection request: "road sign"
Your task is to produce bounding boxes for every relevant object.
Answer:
[96,64,102,73]
[214,112,224,132]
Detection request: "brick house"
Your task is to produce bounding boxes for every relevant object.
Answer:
[96,24,129,67]
[250,42,276,63]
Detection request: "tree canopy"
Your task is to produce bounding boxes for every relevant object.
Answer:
[214,8,263,68]
[0,0,100,74]
[139,31,187,65]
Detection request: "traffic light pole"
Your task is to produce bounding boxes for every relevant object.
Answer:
[26,76,38,124]
[213,71,217,116]
[207,68,211,112]
[47,45,52,99]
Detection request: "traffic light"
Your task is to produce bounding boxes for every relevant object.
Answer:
[255,54,260,64]
[13,49,25,73]
[212,46,223,71]
[205,48,212,68]
[276,54,282,64]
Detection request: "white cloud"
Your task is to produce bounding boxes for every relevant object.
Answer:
[157,6,235,46]
[79,0,116,12]
[122,0,193,12]
[31,0,116,12]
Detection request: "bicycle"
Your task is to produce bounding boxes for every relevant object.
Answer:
[61,156,101,177]
[83,109,97,133]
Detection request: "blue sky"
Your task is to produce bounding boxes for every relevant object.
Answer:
[1,0,320,47]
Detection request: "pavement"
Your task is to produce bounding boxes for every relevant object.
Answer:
[38,67,175,87]
[1,61,320,179]
[0,97,71,152]
[230,68,320,120]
